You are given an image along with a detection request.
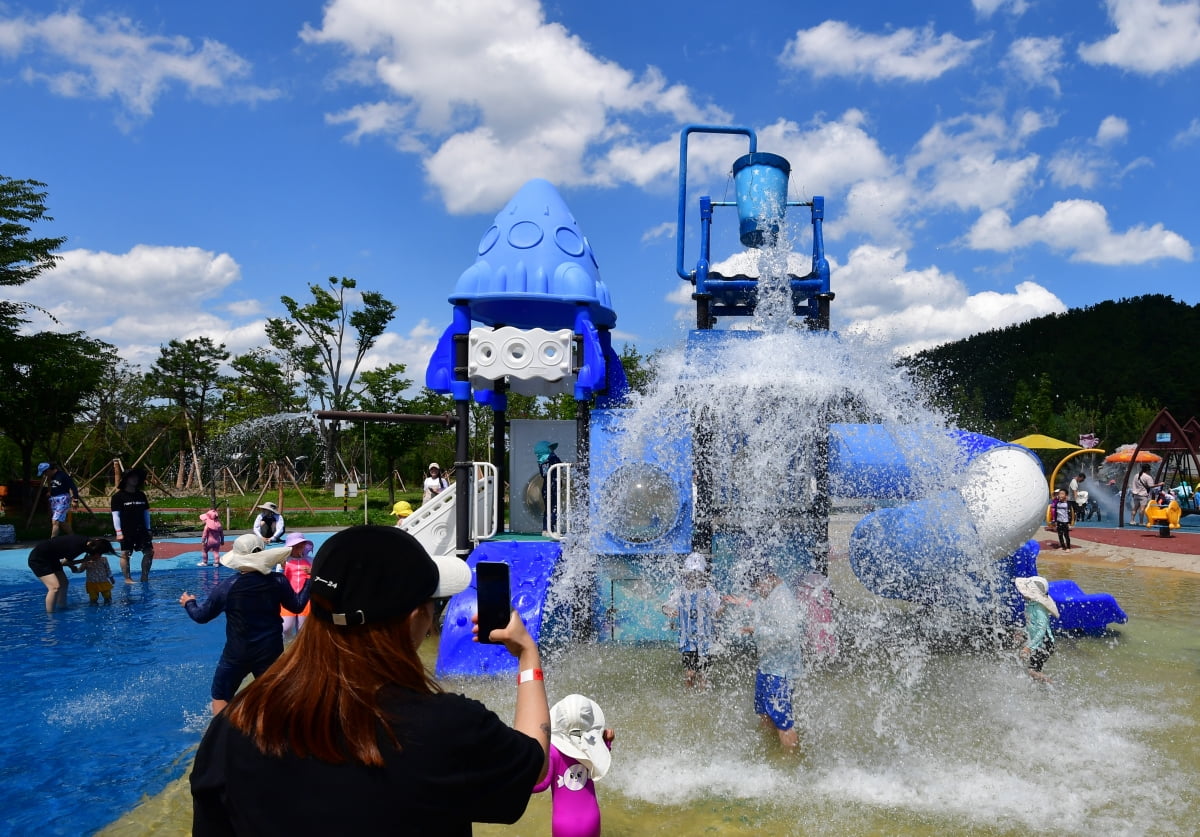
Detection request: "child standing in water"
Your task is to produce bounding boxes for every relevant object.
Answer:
[180,533,307,714]
[279,533,314,639]
[73,543,117,604]
[1015,575,1059,683]
[736,560,805,751]
[198,508,224,567]
[534,694,614,837]
[662,552,723,689]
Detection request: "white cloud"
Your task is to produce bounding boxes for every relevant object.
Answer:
[1046,116,1129,188]
[759,112,893,197]
[906,113,1042,212]
[11,245,265,367]
[1173,118,1200,147]
[834,244,1065,356]
[641,222,676,244]
[302,0,727,213]
[779,21,983,82]
[371,320,442,382]
[1095,115,1129,145]
[1078,0,1200,74]
[973,0,1030,17]
[966,200,1194,264]
[1047,150,1105,189]
[839,176,914,246]
[0,10,278,123]
[1004,36,1064,95]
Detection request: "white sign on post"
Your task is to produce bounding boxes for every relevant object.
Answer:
[348,483,359,497]
[334,483,346,498]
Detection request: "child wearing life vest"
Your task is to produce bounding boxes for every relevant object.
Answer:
[533,694,614,837]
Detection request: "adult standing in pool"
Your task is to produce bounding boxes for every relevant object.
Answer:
[111,468,154,584]
[27,535,116,613]
[38,462,88,538]
[189,525,549,835]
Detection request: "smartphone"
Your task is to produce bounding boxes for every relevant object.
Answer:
[475,561,512,644]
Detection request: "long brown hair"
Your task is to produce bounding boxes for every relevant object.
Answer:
[225,608,440,766]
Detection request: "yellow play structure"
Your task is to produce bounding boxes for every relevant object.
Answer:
[1145,496,1182,531]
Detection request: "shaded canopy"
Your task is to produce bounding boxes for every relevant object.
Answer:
[1104,448,1162,464]
[1010,434,1082,450]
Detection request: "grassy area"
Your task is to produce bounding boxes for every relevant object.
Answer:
[2,487,425,543]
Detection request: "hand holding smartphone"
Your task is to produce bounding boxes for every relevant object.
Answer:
[475,561,511,644]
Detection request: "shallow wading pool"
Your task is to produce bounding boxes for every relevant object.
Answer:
[3,540,1198,835]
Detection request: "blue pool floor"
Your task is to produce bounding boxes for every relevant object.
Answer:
[0,535,334,835]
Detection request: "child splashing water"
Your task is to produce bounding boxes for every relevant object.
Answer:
[534,694,614,837]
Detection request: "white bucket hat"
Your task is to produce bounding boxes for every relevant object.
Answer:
[1015,575,1060,619]
[257,501,280,513]
[221,533,292,574]
[549,694,610,780]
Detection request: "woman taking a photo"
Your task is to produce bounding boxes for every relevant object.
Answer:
[190,525,549,835]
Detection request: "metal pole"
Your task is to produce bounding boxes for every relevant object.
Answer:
[492,379,507,535]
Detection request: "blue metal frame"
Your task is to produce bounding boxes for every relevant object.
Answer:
[675,124,830,324]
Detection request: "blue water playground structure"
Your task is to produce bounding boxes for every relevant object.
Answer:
[382,125,1125,676]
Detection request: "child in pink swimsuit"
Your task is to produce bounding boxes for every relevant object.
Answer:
[198,508,224,567]
[533,694,614,837]
[279,533,313,639]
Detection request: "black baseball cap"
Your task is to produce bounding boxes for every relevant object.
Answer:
[309,525,471,627]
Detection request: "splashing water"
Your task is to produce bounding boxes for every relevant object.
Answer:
[529,223,1200,834]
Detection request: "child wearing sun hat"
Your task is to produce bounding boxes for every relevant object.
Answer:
[198,507,224,566]
[533,694,614,837]
[279,533,315,639]
[1015,575,1059,683]
[391,500,414,527]
[180,533,309,714]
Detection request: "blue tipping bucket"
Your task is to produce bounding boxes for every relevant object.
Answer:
[732,152,791,247]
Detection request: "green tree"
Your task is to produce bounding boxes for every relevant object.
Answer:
[149,337,229,449]
[618,343,659,397]
[354,363,424,502]
[72,361,155,491]
[268,277,397,486]
[0,331,116,499]
[1104,395,1159,448]
[0,176,66,332]
[222,347,311,424]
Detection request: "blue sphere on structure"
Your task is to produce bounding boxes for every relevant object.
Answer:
[598,463,682,545]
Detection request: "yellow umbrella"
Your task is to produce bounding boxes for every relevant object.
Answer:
[1010,434,1082,450]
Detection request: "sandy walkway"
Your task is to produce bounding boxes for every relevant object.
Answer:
[1045,531,1200,574]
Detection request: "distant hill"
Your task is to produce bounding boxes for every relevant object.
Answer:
[903,294,1200,425]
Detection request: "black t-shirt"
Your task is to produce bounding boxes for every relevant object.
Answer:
[110,489,150,535]
[48,471,78,498]
[28,535,90,575]
[190,689,545,836]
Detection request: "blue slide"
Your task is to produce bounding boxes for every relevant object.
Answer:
[435,540,563,677]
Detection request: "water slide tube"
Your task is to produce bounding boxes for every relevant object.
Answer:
[832,425,1048,615]
[831,424,1127,629]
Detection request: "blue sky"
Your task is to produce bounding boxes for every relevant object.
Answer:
[3,0,1198,379]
